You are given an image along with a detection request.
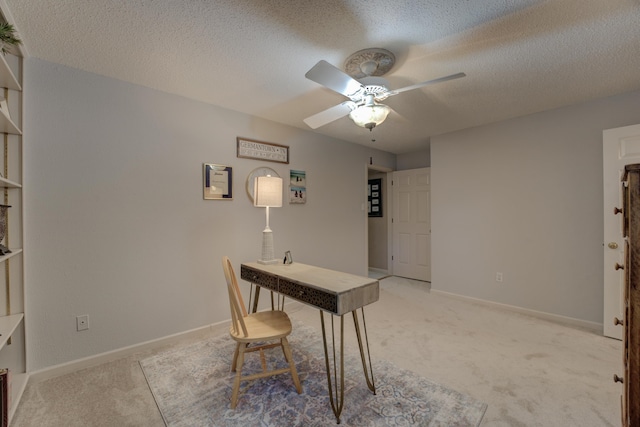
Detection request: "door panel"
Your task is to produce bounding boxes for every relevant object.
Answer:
[398,233,410,264]
[399,192,410,222]
[417,234,430,267]
[392,168,431,281]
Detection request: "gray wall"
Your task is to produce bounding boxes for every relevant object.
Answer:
[397,148,430,170]
[23,58,395,371]
[431,90,640,324]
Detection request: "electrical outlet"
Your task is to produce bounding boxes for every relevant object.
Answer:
[76,315,89,331]
[496,272,503,282]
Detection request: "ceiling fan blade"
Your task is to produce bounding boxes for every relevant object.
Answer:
[303,101,355,129]
[305,60,364,99]
[388,106,409,123]
[386,72,466,96]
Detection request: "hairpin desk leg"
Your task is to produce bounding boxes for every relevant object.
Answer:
[248,285,275,313]
[352,308,376,393]
[320,311,345,424]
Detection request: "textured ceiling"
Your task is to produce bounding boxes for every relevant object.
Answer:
[3,0,640,154]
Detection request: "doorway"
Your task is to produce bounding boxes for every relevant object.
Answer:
[367,165,392,278]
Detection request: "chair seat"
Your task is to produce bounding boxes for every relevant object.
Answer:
[230,310,293,342]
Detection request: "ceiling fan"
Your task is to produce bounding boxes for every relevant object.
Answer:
[303,48,466,131]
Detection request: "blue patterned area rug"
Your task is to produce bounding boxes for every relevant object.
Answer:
[140,323,487,426]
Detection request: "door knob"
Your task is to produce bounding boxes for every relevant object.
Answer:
[614,317,624,326]
[614,374,624,383]
[608,242,619,249]
[615,263,624,270]
[614,207,623,215]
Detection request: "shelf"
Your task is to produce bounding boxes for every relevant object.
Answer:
[0,248,22,264]
[0,176,20,188]
[8,372,28,423]
[0,106,20,135]
[0,54,20,91]
[0,313,23,351]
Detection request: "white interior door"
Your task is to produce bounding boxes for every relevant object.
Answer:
[603,123,640,339]
[392,168,430,281]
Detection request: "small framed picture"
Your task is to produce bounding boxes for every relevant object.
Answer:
[203,163,233,200]
[290,170,307,204]
[368,178,382,217]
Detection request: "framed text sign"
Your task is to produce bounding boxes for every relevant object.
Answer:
[237,137,289,164]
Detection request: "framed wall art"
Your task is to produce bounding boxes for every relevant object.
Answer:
[237,137,289,164]
[368,178,382,217]
[203,163,233,200]
[290,170,306,204]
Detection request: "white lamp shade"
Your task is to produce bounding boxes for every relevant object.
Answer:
[253,175,283,207]
[349,103,391,128]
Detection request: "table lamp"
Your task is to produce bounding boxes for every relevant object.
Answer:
[254,175,283,264]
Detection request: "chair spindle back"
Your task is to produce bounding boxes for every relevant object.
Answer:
[222,256,249,337]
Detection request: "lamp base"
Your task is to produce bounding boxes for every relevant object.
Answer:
[258,228,279,265]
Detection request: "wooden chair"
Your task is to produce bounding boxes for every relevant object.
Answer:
[222,256,302,408]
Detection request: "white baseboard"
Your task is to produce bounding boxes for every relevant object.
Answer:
[430,288,603,333]
[28,320,230,384]
[27,301,305,384]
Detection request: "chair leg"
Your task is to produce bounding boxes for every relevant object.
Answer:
[231,343,246,409]
[281,337,302,393]
[231,342,241,372]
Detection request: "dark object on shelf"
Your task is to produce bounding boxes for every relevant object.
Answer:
[0,368,8,427]
[0,205,11,255]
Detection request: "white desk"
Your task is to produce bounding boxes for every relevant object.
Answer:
[241,262,379,423]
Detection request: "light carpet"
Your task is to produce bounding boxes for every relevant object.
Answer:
[140,323,487,426]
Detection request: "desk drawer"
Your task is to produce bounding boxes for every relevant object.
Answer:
[241,265,339,313]
[279,278,337,313]
[240,265,278,291]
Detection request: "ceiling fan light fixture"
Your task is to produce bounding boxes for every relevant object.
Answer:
[349,103,391,131]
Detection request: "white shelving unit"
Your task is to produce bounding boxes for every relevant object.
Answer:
[0,48,25,424]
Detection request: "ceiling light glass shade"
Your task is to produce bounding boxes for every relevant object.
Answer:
[349,103,391,130]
